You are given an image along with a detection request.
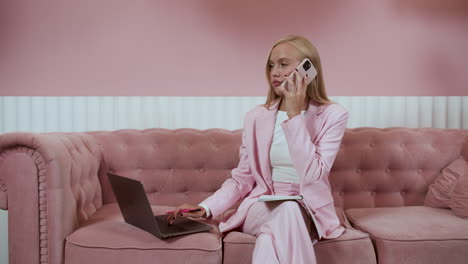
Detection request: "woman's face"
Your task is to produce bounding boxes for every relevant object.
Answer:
[268,42,302,97]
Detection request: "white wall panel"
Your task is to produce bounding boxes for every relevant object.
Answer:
[3,97,17,133]
[0,98,3,133]
[0,96,467,134]
[31,97,46,133]
[405,97,419,128]
[363,97,378,127]
[0,210,6,264]
[447,97,462,129]
[433,97,447,129]
[59,97,73,132]
[87,97,101,132]
[419,97,433,128]
[141,97,155,130]
[463,97,468,129]
[16,97,31,132]
[100,96,115,131]
[45,97,60,132]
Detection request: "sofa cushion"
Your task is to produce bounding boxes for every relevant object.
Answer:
[222,207,376,264]
[451,169,468,218]
[65,204,222,264]
[425,157,467,208]
[346,206,468,264]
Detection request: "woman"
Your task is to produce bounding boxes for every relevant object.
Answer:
[168,35,348,264]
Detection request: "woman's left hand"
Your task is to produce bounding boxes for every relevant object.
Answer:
[278,70,308,119]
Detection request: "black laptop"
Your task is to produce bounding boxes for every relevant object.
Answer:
[107,172,213,239]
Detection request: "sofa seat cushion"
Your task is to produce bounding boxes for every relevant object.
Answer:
[222,227,376,264]
[346,206,468,264]
[65,204,222,264]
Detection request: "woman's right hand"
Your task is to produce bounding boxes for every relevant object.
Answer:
[166,204,206,224]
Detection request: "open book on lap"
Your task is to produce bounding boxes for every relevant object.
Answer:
[257,194,323,239]
[257,195,303,202]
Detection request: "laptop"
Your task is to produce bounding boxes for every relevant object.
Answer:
[107,172,213,239]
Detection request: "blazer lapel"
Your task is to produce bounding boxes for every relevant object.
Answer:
[303,102,324,143]
[253,100,323,192]
[254,100,280,193]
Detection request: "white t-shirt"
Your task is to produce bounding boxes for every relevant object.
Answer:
[200,110,305,217]
[270,110,303,183]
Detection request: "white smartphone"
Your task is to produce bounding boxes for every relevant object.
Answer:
[282,58,317,91]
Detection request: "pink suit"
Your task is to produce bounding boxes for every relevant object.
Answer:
[201,99,348,263]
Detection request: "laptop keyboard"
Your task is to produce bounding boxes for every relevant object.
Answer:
[155,216,187,233]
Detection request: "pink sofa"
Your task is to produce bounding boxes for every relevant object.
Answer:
[1,127,467,264]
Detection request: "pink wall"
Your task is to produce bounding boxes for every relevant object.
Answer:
[0,0,467,96]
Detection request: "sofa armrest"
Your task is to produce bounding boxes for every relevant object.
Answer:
[0,132,102,264]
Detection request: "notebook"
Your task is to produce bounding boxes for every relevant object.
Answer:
[257,194,303,202]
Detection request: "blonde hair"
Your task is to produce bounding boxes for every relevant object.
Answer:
[264,35,333,109]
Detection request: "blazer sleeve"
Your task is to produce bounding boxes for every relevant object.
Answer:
[200,121,256,219]
[280,104,348,207]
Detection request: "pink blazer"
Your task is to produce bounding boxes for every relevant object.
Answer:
[201,99,348,240]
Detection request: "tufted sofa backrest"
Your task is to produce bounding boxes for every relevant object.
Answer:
[90,129,241,206]
[89,128,467,209]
